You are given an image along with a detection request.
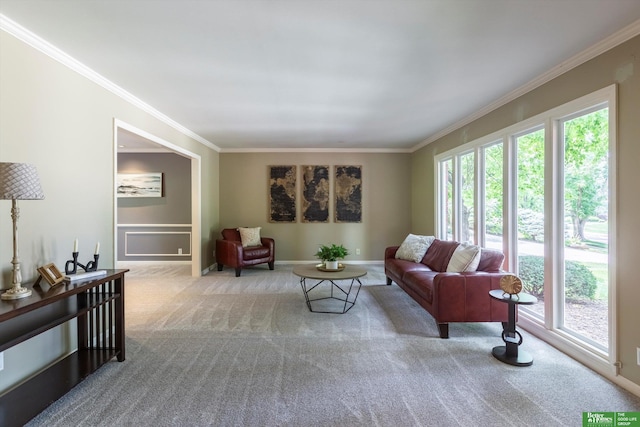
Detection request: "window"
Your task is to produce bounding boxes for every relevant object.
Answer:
[514,128,546,321]
[438,158,454,240]
[437,152,475,244]
[559,107,610,351]
[435,85,616,373]
[482,142,503,251]
[460,152,475,244]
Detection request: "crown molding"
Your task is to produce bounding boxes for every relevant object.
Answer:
[412,18,640,152]
[221,147,412,154]
[0,14,220,153]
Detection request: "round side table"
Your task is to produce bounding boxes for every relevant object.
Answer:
[489,289,537,366]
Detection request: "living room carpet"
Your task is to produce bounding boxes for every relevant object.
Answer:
[27,264,640,426]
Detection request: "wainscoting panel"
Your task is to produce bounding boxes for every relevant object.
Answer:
[118,224,192,261]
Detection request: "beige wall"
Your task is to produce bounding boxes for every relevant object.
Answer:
[219,152,411,262]
[0,31,220,392]
[411,35,640,387]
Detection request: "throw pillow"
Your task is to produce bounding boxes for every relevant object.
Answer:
[446,243,482,272]
[238,227,262,247]
[395,234,436,263]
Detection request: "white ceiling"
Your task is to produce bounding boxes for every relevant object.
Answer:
[2,1,640,152]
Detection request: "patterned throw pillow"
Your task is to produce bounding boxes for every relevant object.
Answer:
[238,227,262,247]
[446,243,482,272]
[395,234,436,263]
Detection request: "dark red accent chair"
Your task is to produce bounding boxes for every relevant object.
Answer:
[215,228,275,277]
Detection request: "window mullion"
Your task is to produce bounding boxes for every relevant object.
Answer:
[504,135,517,272]
[476,147,484,247]
[452,156,461,241]
[548,117,562,331]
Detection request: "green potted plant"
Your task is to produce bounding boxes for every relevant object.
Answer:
[316,244,349,270]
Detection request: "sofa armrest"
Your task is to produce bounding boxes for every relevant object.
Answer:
[431,271,511,322]
[385,246,400,260]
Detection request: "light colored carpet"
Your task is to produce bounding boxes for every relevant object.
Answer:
[27,264,640,426]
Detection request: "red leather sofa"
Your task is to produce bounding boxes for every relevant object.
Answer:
[216,228,275,277]
[385,239,510,338]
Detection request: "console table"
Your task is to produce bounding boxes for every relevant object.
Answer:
[0,269,128,427]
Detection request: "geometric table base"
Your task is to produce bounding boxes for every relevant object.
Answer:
[293,265,367,314]
[298,276,363,314]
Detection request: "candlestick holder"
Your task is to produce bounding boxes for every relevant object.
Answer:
[85,254,100,272]
[65,252,99,274]
[65,252,79,275]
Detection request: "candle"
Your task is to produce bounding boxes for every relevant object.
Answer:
[74,238,78,253]
[95,242,100,255]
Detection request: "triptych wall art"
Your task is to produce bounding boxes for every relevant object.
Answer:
[334,165,362,223]
[302,165,329,223]
[268,165,362,223]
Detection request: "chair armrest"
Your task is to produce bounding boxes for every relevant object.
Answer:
[216,239,244,267]
[260,237,275,254]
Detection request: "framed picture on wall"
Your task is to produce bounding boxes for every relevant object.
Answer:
[117,173,164,197]
[335,165,362,223]
[301,165,329,223]
[268,165,296,222]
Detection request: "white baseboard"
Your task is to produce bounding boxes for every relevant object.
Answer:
[117,260,191,267]
[202,263,216,275]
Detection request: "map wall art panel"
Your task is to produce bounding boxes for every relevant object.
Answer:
[335,165,362,223]
[268,165,297,222]
[301,165,330,223]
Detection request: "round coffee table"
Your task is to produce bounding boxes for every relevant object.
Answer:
[293,264,367,313]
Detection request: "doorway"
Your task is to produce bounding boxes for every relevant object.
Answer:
[113,119,202,277]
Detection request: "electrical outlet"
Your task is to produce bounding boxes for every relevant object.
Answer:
[0,352,4,371]
[356,248,361,255]
[178,248,183,255]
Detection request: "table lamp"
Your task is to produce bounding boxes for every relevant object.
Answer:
[0,162,45,300]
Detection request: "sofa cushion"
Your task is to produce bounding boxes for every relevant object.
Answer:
[238,227,262,247]
[402,270,436,304]
[386,257,432,280]
[446,243,482,272]
[477,248,505,271]
[395,234,435,263]
[421,239,460,272]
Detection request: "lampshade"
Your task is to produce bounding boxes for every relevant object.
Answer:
[0,162,45,200]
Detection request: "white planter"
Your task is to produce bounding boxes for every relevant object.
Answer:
[325,261,339,270]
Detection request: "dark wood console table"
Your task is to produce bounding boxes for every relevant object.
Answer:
[0,269,128,427]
